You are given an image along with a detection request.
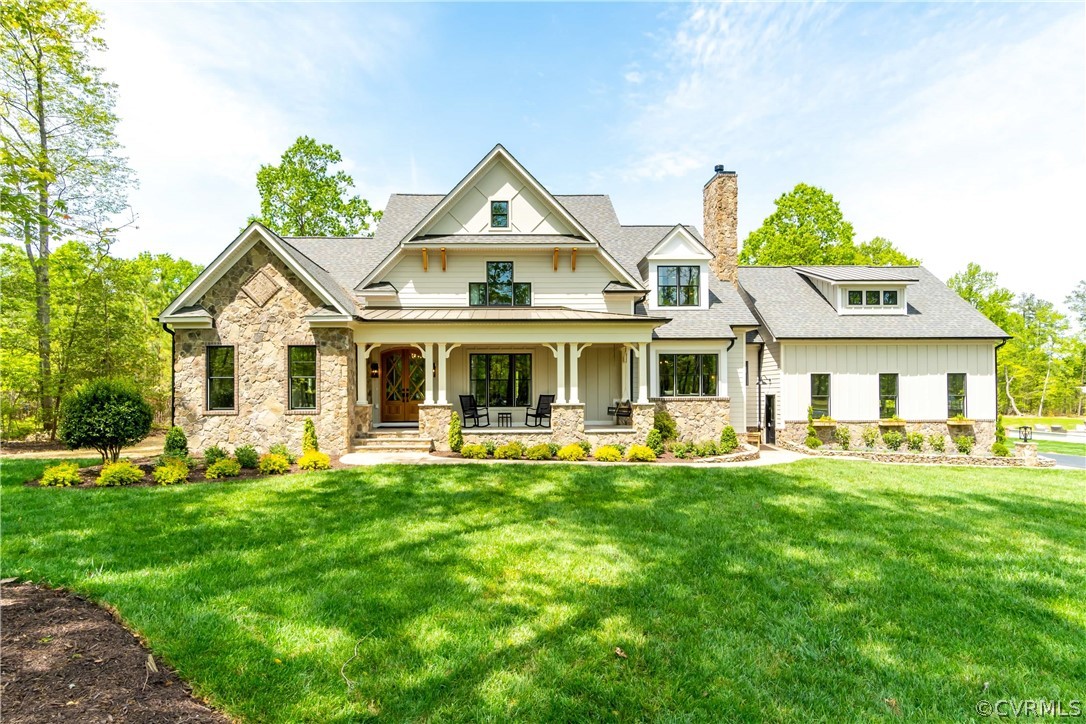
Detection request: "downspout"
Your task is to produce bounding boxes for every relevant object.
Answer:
[994,337,1008,418]
[756,343,764,430]
[162,323,175,427]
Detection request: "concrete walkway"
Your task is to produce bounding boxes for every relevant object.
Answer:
[339,445,806,468]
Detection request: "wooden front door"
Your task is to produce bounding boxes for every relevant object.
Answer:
[381,349,425,422]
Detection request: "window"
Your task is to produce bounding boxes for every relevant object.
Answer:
[848,290,863,305]
[866,290,881,305]
[469,262,531,307]
[811,373,830,418]
[288,346,317,410]
[846,288,902,307]
[206,345,235,411]
[657,265,700,307]
[490,200,509,228]
[470,353,531,407]
[879,373,898,419]
[947,373,967,417]
[883,290,899,306]
[658,353,717,396]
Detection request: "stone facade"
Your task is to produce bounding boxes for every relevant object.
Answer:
[353,404,373,438]
[174,242,352,456]
[420,404,453,451]
[459,403,655,449]
[779,419,997,453]
[780,440,1054,467]
[653,398,732,442]
[703,170,738,284]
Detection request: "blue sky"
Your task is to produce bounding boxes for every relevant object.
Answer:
[99,2,1084,303]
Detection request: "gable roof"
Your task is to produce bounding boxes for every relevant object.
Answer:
[737,266,1009,340]
[641,275,758,339]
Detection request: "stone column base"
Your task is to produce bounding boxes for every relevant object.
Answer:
[419,404,453,451]
[550,403,586,442]
[1014,441,1039,465]
[353,404,373,438]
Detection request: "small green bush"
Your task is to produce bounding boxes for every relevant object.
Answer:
[546,442,560,457]
[593,445,622,462]
[269,443,296,464]
[525,443,553,460]
[298,450,331,471]
[577,440,592,456]
[97,460,144,487]
[954,435,974,455]
[152,459,189,485]
[58,378,154,463]
[235,445,259,469]
[494,441,525,460]
[861,427,879,449]
[625,444,657,462]
[482,440,497,456]
[40,462,81,487]
[205,458,241,480]
[995,414,1007,445]
[906,432,925,452]
[671,441,693,459]
[557,444,587,462]
[805,435,822,449]
[461,443,488,459]
[653,410,677,441]
[645,429,664,456]
[258,453,291,475]
[833,427,851,450]
[163,426,189,458]
[991,441,1010,457]
[928,434,946,453]
[448,412,463,453]
[203,445,228,465]
[719,426,739,453]
[695,440,719,457]
[302,418,319,453]
[613,443,627,456]
[883,430,904,451]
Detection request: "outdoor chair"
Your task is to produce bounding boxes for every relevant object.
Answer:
[525,394,555,427]
[459,395,490,428]
[607,400,633,425]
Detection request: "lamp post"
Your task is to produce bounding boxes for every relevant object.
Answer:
[1017,425,1032,442]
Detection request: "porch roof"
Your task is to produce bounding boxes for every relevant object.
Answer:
[357,306,667,324]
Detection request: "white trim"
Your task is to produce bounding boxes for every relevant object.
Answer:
[157,316,213,329]
[644,225,713,261]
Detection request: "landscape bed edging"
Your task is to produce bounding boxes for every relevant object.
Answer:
[778,440,1055,467]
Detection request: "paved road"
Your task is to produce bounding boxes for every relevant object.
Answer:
[1039,453,1086,470]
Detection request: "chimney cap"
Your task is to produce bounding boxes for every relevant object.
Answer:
[714,164,725,174]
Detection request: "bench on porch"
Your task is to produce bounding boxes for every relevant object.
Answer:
[607,400,633,425]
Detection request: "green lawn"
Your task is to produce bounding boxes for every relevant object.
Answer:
[2,458,1083,722]
[1035,439,1086,456]
[1003,415,1084,430]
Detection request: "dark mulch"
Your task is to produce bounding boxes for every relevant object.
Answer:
[0,581,229,723]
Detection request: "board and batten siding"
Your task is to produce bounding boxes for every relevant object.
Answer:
[779,340,997,421]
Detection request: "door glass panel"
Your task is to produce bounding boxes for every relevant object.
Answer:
[408,354,426,401]
[385,354,404,402]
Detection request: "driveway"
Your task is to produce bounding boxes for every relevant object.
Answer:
[1039,452,1086,470]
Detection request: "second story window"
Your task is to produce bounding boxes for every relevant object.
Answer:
[658,265,700,307]
[469,261,531,307]
[490,200,509,228]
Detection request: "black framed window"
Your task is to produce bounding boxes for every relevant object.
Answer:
[490,200,509,228]
[469,353,531,407]
[206,346,235,411]
[811,373,830,418]
[883,290,899,305]
[469,262,531,307]
[288,346,317,410]
[947,373,967,417]
[879,373,898,418]
[847,290,863,305]
[658,353,717,396]
[657,265,700,307]
[865,290,881,305]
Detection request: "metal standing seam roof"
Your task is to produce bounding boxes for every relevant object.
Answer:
[794,266,922,283]
[357,307,669,323]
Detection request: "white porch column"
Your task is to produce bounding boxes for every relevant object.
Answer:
[356,343,379,405]
[554,343,567,404]
[569,343,591,405]
[437,343,448,405]
[636,342,649,404]
[621,345,631,402]
[423,343,435,404]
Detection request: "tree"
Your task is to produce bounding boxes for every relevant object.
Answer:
[1066,281,1086,328]
[57,377,153,462]
[853,236,919,266]
[947,263,1014,330]
[249,136,380,236]
[1,0,133,436]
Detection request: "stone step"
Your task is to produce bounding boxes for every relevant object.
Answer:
[351,437,434,453]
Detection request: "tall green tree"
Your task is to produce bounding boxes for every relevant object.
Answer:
[249,136,380,237]
[1066,280,1086,328]
[853,236,919,266]
[1,0,133,435]
[947,262,1014,330]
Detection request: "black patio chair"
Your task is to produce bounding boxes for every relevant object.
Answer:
[525,394,555,427]
[607,400,633,425]
[459,394,490,428]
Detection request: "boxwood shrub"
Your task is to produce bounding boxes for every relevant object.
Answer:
[205,458,241,480]
[719,425,739,453]
[235,445,259,469]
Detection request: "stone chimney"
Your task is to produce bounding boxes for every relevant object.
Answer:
[703,164,738,285]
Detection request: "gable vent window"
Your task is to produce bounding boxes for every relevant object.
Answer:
[657,265,700,307]
[490,200,509,229]
[469,261,531,307]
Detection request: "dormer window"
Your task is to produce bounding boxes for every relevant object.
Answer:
[845,288,903,309]
[490,200,509,229]
[658,265,700,307]
[469,261,531,306]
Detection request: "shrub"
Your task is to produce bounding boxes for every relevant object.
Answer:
[163,426,189,458]
[719,426,739,453]
[57,378,154,463]
[235,445,259,469]
[461,443,488,459]
[205,458,241,479]
[40,462,81,487]
[653,410,677,441]
[258,453,291,474]
[882,430,904,451]
[494,441,525,460]
[525,443,553,460]
[833,427,851,450]
[861,427,879,449]
[203,445,228,465]
[928,434,946,453]
[954,435,974,455]
[269,443,297,464]
[645,429,664,456]
[302,418,319,453]
[557,444,587,462]
[577,440,592,456]
[995,414,1007,445]
[671,441,693,459]
[482,440,497,456]
[593,445,622,462]
[906,432,925,452]
[805,434,822,449]
[806,406,819,448]
[625,444,657,462]
[448,412,463,453]
[613,443,627,456]
[96,460,144,487]
[695,440,719,457]
[298,450,331,471]
[991,441,1010,457]
[152,459,189,485]
[547,442,560,457]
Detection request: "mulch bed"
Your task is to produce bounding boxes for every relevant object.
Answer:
[0,581,229,723]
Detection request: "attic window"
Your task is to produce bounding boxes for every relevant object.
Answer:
[846,288,902,307]
[490,200,509,229]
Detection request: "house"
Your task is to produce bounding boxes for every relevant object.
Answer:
[159,144,1007,456]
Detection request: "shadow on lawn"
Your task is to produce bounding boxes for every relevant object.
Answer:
[2,462,1083,721]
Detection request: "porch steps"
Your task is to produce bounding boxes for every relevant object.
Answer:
[351,429,434,453]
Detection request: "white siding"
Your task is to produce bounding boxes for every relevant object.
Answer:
[582,345,623,424]
[762,342,782,429]
[779,340,998,421]
[443,345,557,422]
[745,342,761,429]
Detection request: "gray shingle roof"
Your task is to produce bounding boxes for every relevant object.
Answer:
[737,266,1009,339]
[640,275,758,339]
[794,266,921,283]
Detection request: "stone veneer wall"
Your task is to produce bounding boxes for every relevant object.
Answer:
[779,419,997,452]
[779,440,1053,467]
[420,404,453,451]
[703,171,738,284]
[173,242,352,456]
[653,398,731,442]
[353,405,373,438]
[459,403,657,449]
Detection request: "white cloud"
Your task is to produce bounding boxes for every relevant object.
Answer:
[624,70,644,84]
